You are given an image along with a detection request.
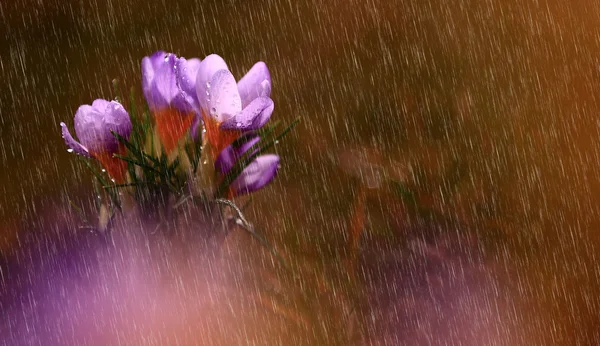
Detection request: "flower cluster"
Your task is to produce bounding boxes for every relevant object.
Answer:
[61,51,285,199]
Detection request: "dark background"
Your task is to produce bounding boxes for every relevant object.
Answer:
[2,0,600,344]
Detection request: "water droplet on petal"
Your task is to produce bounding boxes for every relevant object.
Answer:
[210,107,217,115]
[236,122,242,127]
[67,149,74,153]
[260,80,270,94]
[164,55,170,62]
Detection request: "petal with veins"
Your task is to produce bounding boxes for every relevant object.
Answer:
[60,122,90,157]
[221,97,274,131]
[208,69,242,123]
[237,61,271,108]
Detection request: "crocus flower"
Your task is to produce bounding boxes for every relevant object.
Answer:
[142,51,202,152]
[60,99,132,183]
[214,135,279,197]
[195,55,273,158]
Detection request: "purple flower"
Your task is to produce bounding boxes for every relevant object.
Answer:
[60,99,131,156]
[142,51,202,114]
[141,51,202,148]
[214,136,280,197]
[60,99,132,182]
[195,55,274,157]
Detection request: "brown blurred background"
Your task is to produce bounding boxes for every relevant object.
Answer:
[2,0,600,344]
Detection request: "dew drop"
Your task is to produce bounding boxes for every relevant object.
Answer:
[236,122,242,127]
[260,80,270,92]
[67,149,74,153]
[164,55,170,62]
[101,169,106,173]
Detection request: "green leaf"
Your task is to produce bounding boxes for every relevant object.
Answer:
[230,120,280,149]
[167,157,180,172]
[103,182,153,189]
[79,156,108,186]
[127,87,147,150]
[111,131,144,161]
[112,154,164,177]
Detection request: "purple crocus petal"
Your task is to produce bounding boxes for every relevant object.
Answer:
[73,104,105,153]
[152,53,180,108]
[195,54,228,113]
[214,136,261,175]
[220,97,274,131]
[170,91,197,116]
[237,61,272,108]
[148,50,169,69]
[102,101,132,153]
[141,51,166,107]
[189,114,202,141]
[208,69,242,123]
[231,154,280,196]
[141,52,180,110]
[73,100,131,155]
[60,122,90,157]
[91,99,110,112]
[141,54,156,90]
[175,57,202,109]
